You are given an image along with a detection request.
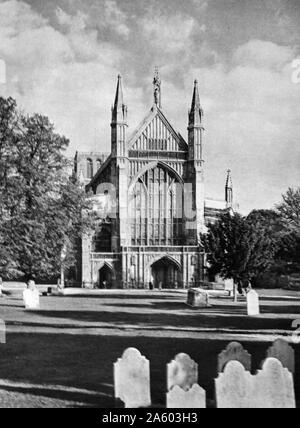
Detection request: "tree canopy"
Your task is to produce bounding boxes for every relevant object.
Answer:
[202,211,280,287]
[0,96,93,281]
[277,187,300,231]
[203,189,300,289]
[276,188,300,273]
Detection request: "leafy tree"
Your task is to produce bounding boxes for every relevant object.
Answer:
[276,232,300,273]
[0,97,22,277]
[277,187,300,231]
[276,188,300,274]
[247,209,282,231]
[0,96,94,281]
[202,211,279,297]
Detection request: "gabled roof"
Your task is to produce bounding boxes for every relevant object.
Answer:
[86,105,188,189]
[127,105,188,151]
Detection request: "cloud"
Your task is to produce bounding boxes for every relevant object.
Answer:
[56,7,88,32]
[0,0,47,34]
[103,0,130,37]
[0,0,299,214]
[0,0,141,155]
[55,7,117,63]
[141,14,197,54]
[142,37,300,213]
[233,39,295,70]
[192,42,300,213]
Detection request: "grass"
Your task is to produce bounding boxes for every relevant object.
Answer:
[0,289,299,408]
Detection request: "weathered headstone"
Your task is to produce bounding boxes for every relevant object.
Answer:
[187,289,210,308]
[216,357,296,408]
[218,342,252,373]
[0,320,6,344]
[23,281,40,310]
[167,353,198,392]
[266,339,295,375]
[215,361,254,408]
[114,348,151,408]
[224,279,234,294]
[255,358,296,408]
[247,290,260,316]
[167,384,206,408]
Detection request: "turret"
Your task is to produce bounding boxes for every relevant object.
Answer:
[225,170,233,207]
[111,75,128,160]
[188,80,204,164]
[187,79,205,238]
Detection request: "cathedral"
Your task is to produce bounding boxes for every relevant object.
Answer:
[73,72,233,289]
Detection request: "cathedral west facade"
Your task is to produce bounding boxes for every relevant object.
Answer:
[73,72,233,289]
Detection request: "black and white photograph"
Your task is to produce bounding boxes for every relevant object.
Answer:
[0,0,300,412]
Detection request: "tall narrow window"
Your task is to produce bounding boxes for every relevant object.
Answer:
[87,159,93,179]
[96,159,102,171]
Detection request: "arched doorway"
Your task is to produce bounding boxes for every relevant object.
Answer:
[151,257,181,289]
[98,264,113,289]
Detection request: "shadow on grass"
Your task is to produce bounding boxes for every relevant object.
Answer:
[0,384,112,408]
[0,304,24,309]
[60,294,179,301]
[26,305,296,331]
[260,297,300,302]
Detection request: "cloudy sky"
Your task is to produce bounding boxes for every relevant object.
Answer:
[0,0,299,213]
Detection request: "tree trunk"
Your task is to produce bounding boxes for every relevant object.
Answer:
[60,265,65,289]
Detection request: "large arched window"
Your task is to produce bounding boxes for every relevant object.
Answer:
[87,159,93,179]
[129,165,183,246]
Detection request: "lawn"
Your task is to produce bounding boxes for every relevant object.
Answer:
[0,289,299,408]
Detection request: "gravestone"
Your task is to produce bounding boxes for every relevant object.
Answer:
[187,289,210,308]
[114,348,151,408]
[215,361,254,408]
[224,279,234,294]
[167,384,206,408]
[167,353,198,392]
[266,339,295,375]
[255,358,296,408]
[218,342,252,373]
[23,281,40,310]
[247,290,260,316]
[0,320,5,344]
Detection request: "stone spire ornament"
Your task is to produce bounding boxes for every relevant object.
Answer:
[153,67,161,108]
[188,79,204,128]
[111,74,128,124]
[225,169,233,206]
[111,74,128,161]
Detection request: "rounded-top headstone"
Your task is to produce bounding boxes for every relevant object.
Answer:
[114,348,151,408]
[167,353,198,392]
[218,342,252,372]
[256,358,296,408]
[266,339,295,375]
[247,289,260,316]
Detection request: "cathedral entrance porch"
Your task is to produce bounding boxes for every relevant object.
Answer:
[98,264,113,289]
[86,248,203,289]
[122,246,203,290]
[151,257,181,289]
